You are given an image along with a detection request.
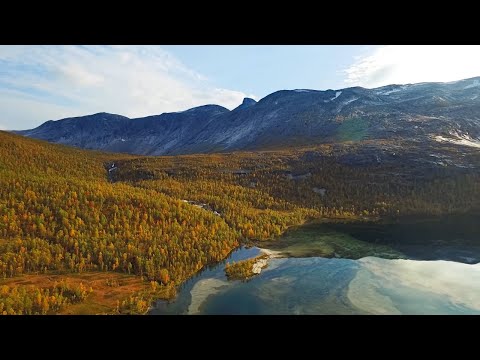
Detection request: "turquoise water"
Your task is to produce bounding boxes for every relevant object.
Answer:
[198,257,361,315]
[150,219,480,315]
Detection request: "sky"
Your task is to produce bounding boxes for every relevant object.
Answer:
[1,45,480,130]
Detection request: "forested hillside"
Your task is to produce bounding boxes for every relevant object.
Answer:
[110,139,480,222]
[1,131,478,314]
[0,132,240,313]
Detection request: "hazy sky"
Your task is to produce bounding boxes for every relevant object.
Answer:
[2,45,480,130]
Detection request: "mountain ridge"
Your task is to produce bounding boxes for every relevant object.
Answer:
[16,76,480,155]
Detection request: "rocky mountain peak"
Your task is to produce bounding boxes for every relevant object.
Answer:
[235,97,257,110]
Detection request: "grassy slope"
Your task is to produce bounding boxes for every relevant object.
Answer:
[0,272,149,314]
[336,117,369,142]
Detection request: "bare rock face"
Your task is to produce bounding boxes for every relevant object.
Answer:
[234,97,257,110]
[252,258,269,274]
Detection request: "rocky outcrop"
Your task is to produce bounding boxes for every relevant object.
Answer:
[252,257,269,274]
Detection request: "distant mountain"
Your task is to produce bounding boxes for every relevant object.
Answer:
[17,77,480,155]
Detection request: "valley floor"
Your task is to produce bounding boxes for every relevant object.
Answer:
[0,271,170,315]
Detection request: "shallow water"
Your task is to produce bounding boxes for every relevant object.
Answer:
[150,217,480,315]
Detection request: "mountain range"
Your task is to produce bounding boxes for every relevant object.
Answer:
[17,77,480,155]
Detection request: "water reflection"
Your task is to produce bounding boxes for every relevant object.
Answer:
[348,257,480,314]
[151,252,480,315]
[150,217,480,315]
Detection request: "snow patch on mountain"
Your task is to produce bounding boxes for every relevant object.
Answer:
[343,97,359,105]
[323,91,342,103]
[376,86,408,96]
[465,80,480,89]
[434,132,480,149]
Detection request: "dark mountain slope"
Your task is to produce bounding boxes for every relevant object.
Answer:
[17,77,480,155]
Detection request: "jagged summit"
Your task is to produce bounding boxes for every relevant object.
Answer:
[235,97,257,110]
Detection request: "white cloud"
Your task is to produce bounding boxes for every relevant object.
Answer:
[59,62,105,86]
[0,45,257,130]
[344,45,480,88]
[0,90,75,131]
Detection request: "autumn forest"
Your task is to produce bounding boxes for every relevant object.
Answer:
[0,131,479,314]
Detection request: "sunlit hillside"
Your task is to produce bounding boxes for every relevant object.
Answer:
[1,131,479,314]
[0,131,239,314]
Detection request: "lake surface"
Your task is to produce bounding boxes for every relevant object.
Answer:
[150,217,480,315]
